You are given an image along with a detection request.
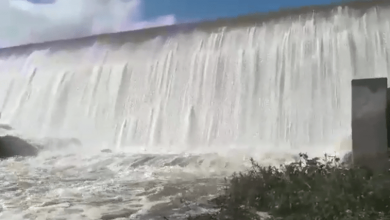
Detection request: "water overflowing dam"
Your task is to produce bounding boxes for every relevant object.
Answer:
[0,1,390,219]
[0,1,390,152]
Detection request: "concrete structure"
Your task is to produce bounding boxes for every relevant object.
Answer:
[1,0,390,147]
[351,78,388,171]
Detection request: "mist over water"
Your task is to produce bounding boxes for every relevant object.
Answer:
[0,5,390,219]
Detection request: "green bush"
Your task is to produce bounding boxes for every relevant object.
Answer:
[188,153,390,220]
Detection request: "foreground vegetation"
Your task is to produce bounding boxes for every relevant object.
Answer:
[188,153,390,220]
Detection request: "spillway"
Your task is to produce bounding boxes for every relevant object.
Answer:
[1,1,390,219]
[2,3,390,152]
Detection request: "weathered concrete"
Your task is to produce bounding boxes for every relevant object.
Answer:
[386,88,390,148]
[351,77,388,171]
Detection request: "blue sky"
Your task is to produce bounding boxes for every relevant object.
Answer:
[2,0,345,47]
[142,0,339,22]
[28,0,344,22]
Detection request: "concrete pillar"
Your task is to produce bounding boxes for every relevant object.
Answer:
[351,77,388,171]
[387,88,390,149]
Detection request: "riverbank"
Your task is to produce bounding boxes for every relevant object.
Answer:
[188,153,390,220]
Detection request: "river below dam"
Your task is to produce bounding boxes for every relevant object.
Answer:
[0,3,390,220]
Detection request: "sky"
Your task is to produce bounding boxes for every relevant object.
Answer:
[1,0,345,47]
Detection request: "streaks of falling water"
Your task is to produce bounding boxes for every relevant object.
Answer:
[0,7,390,151]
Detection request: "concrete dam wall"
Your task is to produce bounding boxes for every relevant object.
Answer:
[0,0,390,152]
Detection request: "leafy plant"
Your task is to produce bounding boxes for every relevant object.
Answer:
[188,153,390,220]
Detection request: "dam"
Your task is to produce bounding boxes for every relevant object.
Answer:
[2,1,389,152]
[1,1,390,218]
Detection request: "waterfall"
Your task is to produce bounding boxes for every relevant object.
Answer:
[0,6,389,152]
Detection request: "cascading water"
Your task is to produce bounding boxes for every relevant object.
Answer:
[0,5,390,220]
[2,8,390,152]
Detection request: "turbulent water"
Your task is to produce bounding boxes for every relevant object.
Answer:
[0,4,389,220]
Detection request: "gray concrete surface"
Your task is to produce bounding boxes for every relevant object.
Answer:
[351,77,388,171]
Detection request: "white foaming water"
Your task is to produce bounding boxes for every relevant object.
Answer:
[0,5,389,219]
